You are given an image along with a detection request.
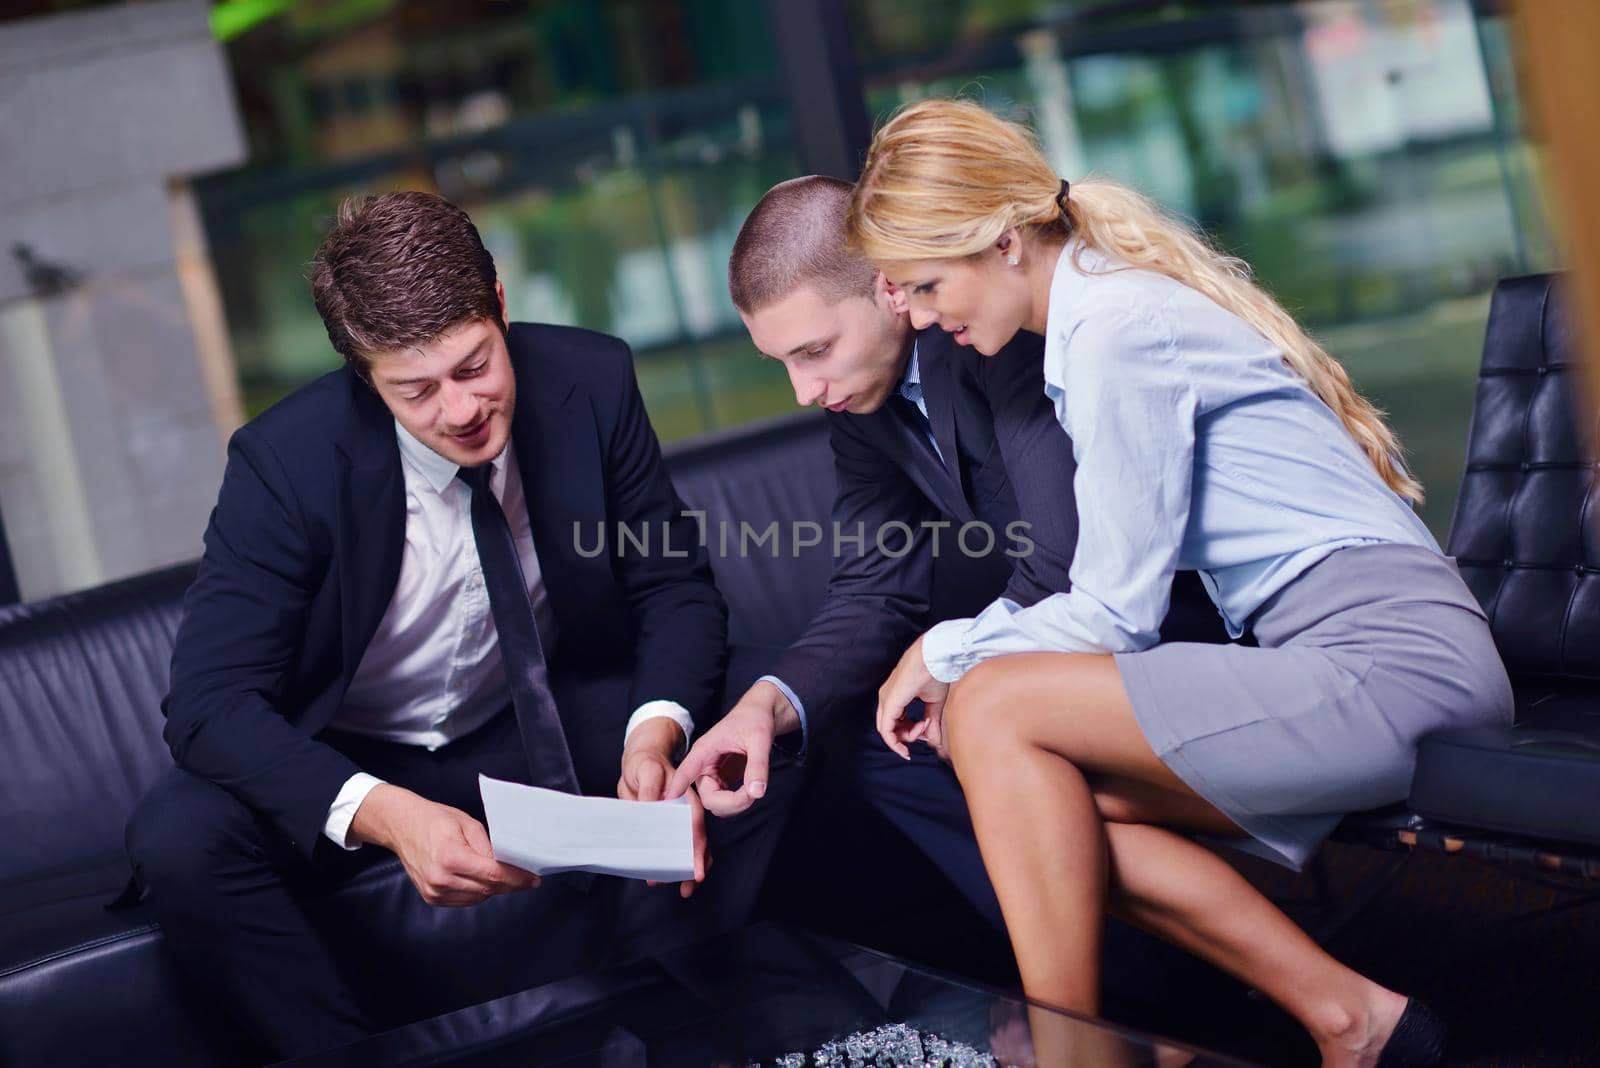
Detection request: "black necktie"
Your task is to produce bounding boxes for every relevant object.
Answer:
[457,464,578,793]
[889,392,943,468]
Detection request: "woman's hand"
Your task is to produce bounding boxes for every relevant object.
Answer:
[876,634,951,760]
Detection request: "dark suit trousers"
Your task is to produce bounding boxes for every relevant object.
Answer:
[847,717,1007,930]
[124,710,568,1060]
[125,706,799,1064]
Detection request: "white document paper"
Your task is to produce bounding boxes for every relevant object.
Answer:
[478,775,695,883]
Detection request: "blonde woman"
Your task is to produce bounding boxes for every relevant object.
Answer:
[853,99,1510,1068]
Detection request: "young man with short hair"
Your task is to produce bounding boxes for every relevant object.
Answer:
[671,176,1225,931]
[127,191,786,1060]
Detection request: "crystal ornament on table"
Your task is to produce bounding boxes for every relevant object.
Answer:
[750,1022,999,1067]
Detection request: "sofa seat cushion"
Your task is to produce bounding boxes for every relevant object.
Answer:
[0,861,235,1068]
[0,861,148,979]
[1410,687,1600,848]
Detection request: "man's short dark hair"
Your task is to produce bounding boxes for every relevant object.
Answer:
[309,191,501,378]
[728,176,878,314]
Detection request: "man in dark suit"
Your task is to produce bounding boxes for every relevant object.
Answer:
[125,192,785,1060]
[668,176,1225,930]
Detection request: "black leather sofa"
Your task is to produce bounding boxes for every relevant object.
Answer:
[3,272,1596,1065]
[1337,273,1600,877]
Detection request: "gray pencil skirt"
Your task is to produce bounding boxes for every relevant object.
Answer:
[1115,543,1512,871]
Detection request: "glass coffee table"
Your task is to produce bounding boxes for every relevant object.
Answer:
[283,922,1258,1066]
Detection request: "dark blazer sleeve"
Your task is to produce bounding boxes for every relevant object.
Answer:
[161,426,362,857]
[768,412,939,743]
[599,349,729,722]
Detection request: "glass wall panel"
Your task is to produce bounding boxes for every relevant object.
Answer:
[847,0,1559,537]
[197,0,800,440]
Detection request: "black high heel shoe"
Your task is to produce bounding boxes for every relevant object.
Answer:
[1375,999,1447,1068]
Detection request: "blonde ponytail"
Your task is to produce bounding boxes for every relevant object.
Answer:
[849,99,1422,504]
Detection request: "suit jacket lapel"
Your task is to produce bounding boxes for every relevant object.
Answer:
[906,333,975,523]
[334,371,406,684]
[507,331,593,649]
[876,405,976,525]
[918,334,966,492]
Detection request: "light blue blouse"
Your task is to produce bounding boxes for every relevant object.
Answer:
[921,243,1439,682]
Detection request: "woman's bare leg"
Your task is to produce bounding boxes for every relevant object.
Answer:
[944,653,1410,1068]
[1100,822,1407,1068]
[952,690,1109,1013]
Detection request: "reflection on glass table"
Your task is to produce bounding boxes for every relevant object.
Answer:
[283,922,1260,1067]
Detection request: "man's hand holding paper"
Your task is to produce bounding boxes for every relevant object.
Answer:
[351,785,541,907]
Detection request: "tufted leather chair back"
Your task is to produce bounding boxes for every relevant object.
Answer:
[1447,273,1600,683]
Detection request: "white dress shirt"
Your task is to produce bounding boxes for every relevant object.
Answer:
[323,421,695,849]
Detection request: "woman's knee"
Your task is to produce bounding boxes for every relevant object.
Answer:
[945,659,1029,772]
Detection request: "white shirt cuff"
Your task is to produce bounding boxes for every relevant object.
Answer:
[922,618,976,683]
[324,772,386,851]
[624,700,695,760]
